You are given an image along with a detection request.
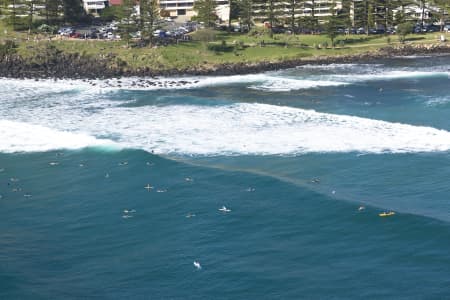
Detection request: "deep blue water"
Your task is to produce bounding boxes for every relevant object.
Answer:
[1,56,450,299]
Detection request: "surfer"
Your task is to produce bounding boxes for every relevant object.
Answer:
[193,261,201,269]
[219,206,231,213]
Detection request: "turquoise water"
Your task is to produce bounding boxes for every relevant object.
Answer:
[1,56,450,298]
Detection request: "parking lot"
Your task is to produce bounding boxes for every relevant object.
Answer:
[57,19,197,43]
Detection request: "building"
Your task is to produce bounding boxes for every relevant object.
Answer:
[158,0,229,20]
[253,0,343,24]
[103,0,340,23]
[83,0,109,14]
[298,0,343,21]
[350,0,448,29]
[392,4,443,24]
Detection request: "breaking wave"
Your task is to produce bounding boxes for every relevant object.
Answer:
[0,120,118,153]
[2,103,450,156]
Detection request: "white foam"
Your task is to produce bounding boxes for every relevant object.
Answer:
[2,72,450,156]
[87,74,347,91]
[0,78,95,101]
[0,74,347,94]
[2,66,446,95]
[296,64,450,84]
[425,96,450,106]
[341,70,450,81]
[3,101,449,156]
[96,104,450,155]
[248,78,347,91]
[0,120,118,153]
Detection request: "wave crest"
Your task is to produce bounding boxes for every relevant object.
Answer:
[0,120,118,153]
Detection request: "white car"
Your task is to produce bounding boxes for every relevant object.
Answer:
[444,25,450,32]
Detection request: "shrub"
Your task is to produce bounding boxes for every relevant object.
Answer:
[192,28,216,42]
[207,43,234,52]
[397,22,414,43]
[0,40,17,59]
[233,40,245,50]
[248,27,263,37]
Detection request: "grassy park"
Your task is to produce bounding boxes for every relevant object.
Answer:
[0,20,447,73]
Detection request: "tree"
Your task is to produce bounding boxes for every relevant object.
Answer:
[3,0,19,30]
[310,0,319,32]
[44,0,61,25]
[140,0,160,46]
[325,15,341,46]
[118,0,137,46]
[339,0,353,30]
[287,0,301,32]
[433,0,450,31]
[193,0,217,28]
[367,0,375,34]
[351,0,381,34]
[100,5,125,22]
[25,0,38,34]
[62,0,86,23]
[266,0,277,37]
[0,0,8,16]
[325,2,344,47]
[375,0,397,31]
[228,0,240,32]
[0,40,17,61]
[298,16,318,33]
[238,0,253,31]
[397,21,413,42]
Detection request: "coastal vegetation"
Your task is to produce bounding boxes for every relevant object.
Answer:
[1,27,447,78]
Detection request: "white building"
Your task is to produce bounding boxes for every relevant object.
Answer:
[253,0,343,24]
[392,4,442,24]
[83,0,108,14]
[159,0,229,21]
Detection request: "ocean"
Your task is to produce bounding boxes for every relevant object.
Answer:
[1,55,450,299]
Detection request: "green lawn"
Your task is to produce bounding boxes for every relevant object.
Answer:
[1,23,446,71]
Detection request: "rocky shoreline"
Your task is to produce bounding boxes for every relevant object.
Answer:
[1,43,450,80]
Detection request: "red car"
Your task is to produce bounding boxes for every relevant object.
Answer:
[69,32,81,38]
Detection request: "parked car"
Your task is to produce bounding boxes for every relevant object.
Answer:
[444,25,450,32]
[130,31,141,38]
[345,28,356,34]
[425,25,439,32]
[386,27,396,34]
[58,27,74,36]
[69,32,81,38]
[356,27,365,34]
[153,29,166,37]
